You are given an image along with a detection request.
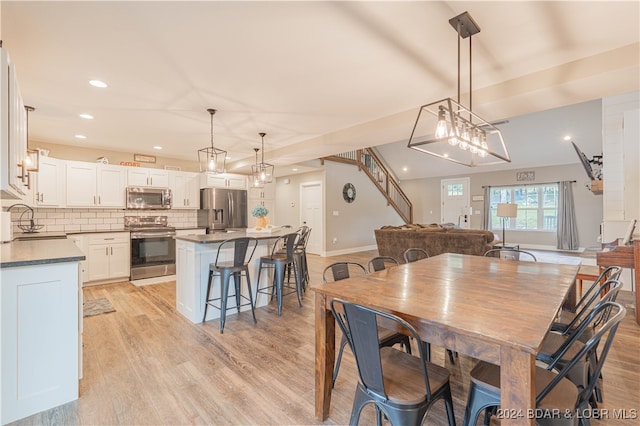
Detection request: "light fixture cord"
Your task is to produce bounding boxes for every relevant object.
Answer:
[457,21,461,104]
[261,134,265,165]
[469,32,473,114]
[210,112,214,150]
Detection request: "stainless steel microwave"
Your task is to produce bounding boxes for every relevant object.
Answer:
[126,187,172,210]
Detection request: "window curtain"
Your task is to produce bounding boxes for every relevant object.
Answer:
[482,186,491,230]
[557,181,579,250]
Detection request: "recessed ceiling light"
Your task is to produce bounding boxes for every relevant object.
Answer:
[89,79,108,88]
[153,146,162,150]
[402,166,408,172]
[75,134,87,139]
[292,168,299,172]
[79,113,94,120]
[563,135,572,141]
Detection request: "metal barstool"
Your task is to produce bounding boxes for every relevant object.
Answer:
[255,232,302,315]
[203,237,258,333]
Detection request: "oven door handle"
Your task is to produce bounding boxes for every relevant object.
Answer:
[130,232,177,239]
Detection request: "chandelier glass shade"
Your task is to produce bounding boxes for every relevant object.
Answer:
[198,108,227,173]
[250,148,264,189]
[407,11,510,167]
[24,106,39,173]
[251,132,274,185]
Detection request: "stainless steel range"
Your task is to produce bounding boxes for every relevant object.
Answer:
[125,215,176,280]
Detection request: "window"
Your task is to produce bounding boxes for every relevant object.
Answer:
[489,183,558,232]
[447,183,463,197]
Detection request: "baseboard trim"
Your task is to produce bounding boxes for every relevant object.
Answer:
[323,244,378,258]
[515,243,585,253]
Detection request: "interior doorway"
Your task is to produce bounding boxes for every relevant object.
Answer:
[441,177,471,229]
[300,181,323,255]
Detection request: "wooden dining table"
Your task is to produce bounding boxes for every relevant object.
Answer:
[312,253,579,425]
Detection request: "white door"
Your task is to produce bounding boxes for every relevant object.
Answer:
[300,182,322,255]
[441,178,471,229]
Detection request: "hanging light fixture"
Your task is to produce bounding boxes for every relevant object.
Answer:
[23,105,39,173]
[407,11,510,167]
[250,148,264,188]
[251,132,274,185]
[198,108,227,173]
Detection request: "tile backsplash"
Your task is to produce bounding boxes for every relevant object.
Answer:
[10,208,198,233]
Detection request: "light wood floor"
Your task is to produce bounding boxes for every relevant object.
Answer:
[12,250,640,425]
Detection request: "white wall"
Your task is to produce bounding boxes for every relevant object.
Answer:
[401,163,603,251]
[276,160,404,256]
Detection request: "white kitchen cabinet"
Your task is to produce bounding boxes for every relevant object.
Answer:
[86,232,130,283]
[1,261,80,424]
[200,172,246,189]
[66,161,126,208]
[34,156,65,206]
[97,165,127,207]
[169,171,199,209]
[0,47,28,199]
[248,181,276,225]
[127,168,169,188]
[68,234,88,283]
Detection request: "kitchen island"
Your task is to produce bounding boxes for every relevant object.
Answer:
[175,229,292,324]
[0,239,85,424]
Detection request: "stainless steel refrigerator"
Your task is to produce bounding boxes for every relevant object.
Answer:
[198,188,248,231]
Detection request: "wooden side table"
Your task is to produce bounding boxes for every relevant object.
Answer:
[576,264,601,298]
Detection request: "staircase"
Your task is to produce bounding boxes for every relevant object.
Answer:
[321,148,413,224]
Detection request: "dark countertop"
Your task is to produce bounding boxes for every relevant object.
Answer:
[1,239,86,268]
[12,231,68,241]
[175,228,292,244]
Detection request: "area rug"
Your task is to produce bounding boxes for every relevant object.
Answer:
[83,297,116,317]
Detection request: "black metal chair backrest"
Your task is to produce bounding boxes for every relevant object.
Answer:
[322,262,366,283]
[295,226,311,249]
[270,232,298,260]
[561,279,623,335]
[215,237,258,267]
[330,299,434,401]
[483,248,537,261]
[403,248,429,263]
[368,256,399,272]
[575,266,622,313]
[538,302,625,410]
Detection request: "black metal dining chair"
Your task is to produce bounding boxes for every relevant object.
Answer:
[203,237,258,333]
[483,248,537,261]
[323,262,412,389]
[254,232,302,316]
[463,302,625,426]
[332,299,457,426]
[403,248,429,263]
[367,255,399,272]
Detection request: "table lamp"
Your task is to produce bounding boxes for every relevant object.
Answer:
[497,203,518,247]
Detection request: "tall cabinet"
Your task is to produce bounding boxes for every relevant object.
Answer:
[0,47,29,199]
[248,182,276,225]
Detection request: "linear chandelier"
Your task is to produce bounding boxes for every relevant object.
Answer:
[407,11,510,167]
[198,108,227,173]
[251,132,274,186]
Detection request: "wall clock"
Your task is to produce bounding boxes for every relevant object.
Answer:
[342,183,356,203]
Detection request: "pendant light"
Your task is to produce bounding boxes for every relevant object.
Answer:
[250,148,264,188]
[251,132,274,185]
[197,108,227,173]
[407,11,510,167]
